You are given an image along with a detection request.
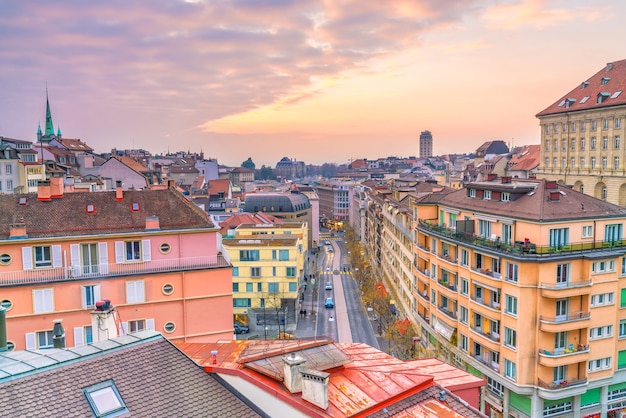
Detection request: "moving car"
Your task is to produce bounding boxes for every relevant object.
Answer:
[234,323,249,334]
[325,282,333,290]
[325,297,334,308]
[325,240,331,245]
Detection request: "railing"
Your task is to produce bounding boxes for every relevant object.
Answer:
[438,306,457,319]
[470,296,501,311]
[540,311,590,324]
[438,280,457,292]
[437,253,457,263]
[0,255,230,286]
[540,279,592,290]
[418,290,430,302]
[418,220,626,257]
[239,257,298,262]
[537,377,587,390]
[471,326,500,343]
[416,243,430,252]
[471,267,502,279]
[538,344,590,357]
[475,355,500,372]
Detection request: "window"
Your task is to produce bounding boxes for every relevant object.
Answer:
[570,157,575,168]
[279,250,289,261]
[562,139,566,151]
[162,283,174,295]
[617,118,622,129]
[616,136,621,149]
[604,118,610,129]
[544,401,572,417]
[505,294,517,316]
[126,280,145,304]
[33,288,54,313]
[561,157,566,169]
[616,157,620,170]
[591,157,596,169]
[487,377,504,397]
[602,156,607,170]
[159,243,171,253]
[232,283,239,292]
[4,164,11,174]
[6,180,12,191]
[603,136,609,149]
[504,327,516,349]
[459,306,468,324]
[580,137,585,149]
[272,266,276,276]
[592,120,597,131]
[37,330,54,348]
[592,260,615,274]
[545,139,550,151]
[591,137,597,149]
[460,334,468,351]
[591,292,614,307]
[251,267,261,278]
[605,224,623,244]
[460,249,469,267]
[556,263,569,284]
[34,245,52,268]
[620,319,626,338]
[164,322,176,333]
[286,267,296,277]
[257,283,262,292]
[549,228,569,249]
[469,189,476,198]
[460,278,468,295]
[602,187,607,200]
[582,225,593,238]
[501,192,510,202]
[0,253,11,265]
[588,357,611,372]
[289,282,297,292]
[245,282,253,292]
[83,380,128,418]
[125,241,141,261]
[232,266,239,277]
[1,299,12,311]
[504,359,516,381]
[580,157,585,168]
[478,220,491,238]
[81,284,101,309]
[571,122,577,133]
[590,325,613,340]
[268,282,279,293]
[233,298,251,308]
[128,319,146,333]
[545,158,550,168]
[581,121,587,131]
[239,250,260,261]
[484,190,492,200]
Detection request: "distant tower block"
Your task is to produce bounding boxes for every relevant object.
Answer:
[419,130,433,158]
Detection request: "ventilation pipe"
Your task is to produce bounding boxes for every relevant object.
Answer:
[52,319,66,349]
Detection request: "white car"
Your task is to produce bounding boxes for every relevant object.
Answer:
[325,282,332,290]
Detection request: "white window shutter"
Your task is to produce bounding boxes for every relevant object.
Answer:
[94,284,101,304]
[146,318,155,330]
[74,327,84,347]
[138,281,145,302]
[52,245,62,268]
[70,244,80,276]
[80,286,87,309]
[125,281,134,304]
[25,333,36,350]
[121,322,128,335]
[142,240,151,261]
[115,241,124,264]
[22,247,33,270]
[45,289,54,312]
[98,242,109,274]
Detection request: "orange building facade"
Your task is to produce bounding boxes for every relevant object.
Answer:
[0,183,233,350]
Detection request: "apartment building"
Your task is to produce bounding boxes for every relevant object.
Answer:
[222,222,307,332]
[420,130,433,158]
[407,176,626,418]
[0,181,232,351]
[537,59,626,206]
[315,179,355,224]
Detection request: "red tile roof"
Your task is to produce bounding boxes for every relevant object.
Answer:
[537,59,626,116]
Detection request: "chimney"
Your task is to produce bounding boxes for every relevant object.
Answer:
[37,180,52,201]
[549,191,561,202]
[283,352,306,393]
[487,173,497,181]
[9,220,27,239]
[115,180,124,201]
[0,307,7,352]
[301,369,330,410]
[50,175,64,198]
[145,216,160,231]
[90,300,119,342]
[501,176,512,184]
[52,319,66,348]
[545,180,558,190]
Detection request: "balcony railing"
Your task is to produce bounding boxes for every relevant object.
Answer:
[437,253,457,263]
[438,306,457,319]
[471,267,502,279]
[537,377,587,390]
[540,279,592,290]
[538,344,590,357]
[418,290,430,302]
[470,296,501,311]
[438,280,457,292]
[0,255,230,286]
[418,220,626,257]
[540,311,590,324]
[474,355,500,372]
[471,327,500,343]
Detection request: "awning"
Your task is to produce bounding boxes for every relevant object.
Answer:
[473,279,499,293]
[433,318,455,341]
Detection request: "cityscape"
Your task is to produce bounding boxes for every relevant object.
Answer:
[3,2,626,418]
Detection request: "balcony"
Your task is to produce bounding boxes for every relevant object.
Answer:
[540,280,592,298]
[470,326,500,344]
[537,377,587,391]
[416,243,430,254]
[470,296,501,313]
[539,311,591,333]
[418,220,626,258]
[0,255,230,286]
[417,289,430,302]
[437,252,457,265]
[437,305,457,320]
[538,345,590,367]
[471,267,502,281]
[474,355,500,372]
[437,280,458,293]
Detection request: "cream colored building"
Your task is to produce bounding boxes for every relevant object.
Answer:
[537,59,626,206]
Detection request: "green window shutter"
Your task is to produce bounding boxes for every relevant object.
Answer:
[544,397,572,408]
[621,288,626,308]
[509,392,531,416]
[618,350,626,369]
[609,381,626,392]
[581,388,601,407]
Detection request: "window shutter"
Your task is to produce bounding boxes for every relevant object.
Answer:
[80,286,87,309]
[621,288,626,308]
[98,242,109,274]
[52,245,62,268]
[22,247,33,270]
[126,281,135,304]
[121,322,128,335]
[74,327,84,347]
[25,333,36,350]
[142,240,151,261]
[94,284,101,304]
[69,244,81,276]
[115,241,124,264]
[146,318,155,330]
[137,281,145,302]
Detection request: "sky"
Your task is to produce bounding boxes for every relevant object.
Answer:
[1,1,624,167]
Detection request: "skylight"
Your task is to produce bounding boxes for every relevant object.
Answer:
[580,96,590,104]
[611,91,622,99]
[83,380,128,417]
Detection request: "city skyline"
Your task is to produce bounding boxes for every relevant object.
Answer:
[1,1,624,167]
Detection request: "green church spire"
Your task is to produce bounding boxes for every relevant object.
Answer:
[44,90,54,137]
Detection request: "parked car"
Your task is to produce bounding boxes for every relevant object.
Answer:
[234,323,249,334]
[325,297,334,308]
[327,248,334,253]
[325,282,333,290]
[325,240,331,245]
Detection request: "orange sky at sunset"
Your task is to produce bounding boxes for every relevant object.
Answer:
[1,1,624,166]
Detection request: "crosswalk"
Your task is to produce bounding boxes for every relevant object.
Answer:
[319,270,353,276]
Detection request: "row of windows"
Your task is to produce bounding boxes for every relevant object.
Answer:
[0,180,14,192]
[544,117,622,134]
[545,135,621,152]
[232,266,297,278]
[239,249,292,261]
[544,156,622,171]
[468,189,510,202]
[233,282,298,293]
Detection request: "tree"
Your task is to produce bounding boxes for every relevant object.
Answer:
[257,165,277,180]
[241,157,256,170]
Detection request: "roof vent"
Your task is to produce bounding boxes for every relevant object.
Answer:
[607,62,614,72]
[581,81,589,89]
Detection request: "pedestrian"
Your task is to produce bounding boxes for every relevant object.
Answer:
[304,309,307,317]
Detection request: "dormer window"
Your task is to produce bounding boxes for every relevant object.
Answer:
[469,189,476,198]
[602,77,611,85]
[86,204,96,214]
[484,190,492,200]
[501,192,510,202]
[132,202,140,212]
[597,92,610,104]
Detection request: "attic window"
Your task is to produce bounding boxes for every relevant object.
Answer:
[580,96,590,104]
[597,92,610,104]
[18,197,28,206]
[86,204,96,214]
[611,91,622,99]
[602,77,611,85]
[83,380,129,417]
[132,202,140,212]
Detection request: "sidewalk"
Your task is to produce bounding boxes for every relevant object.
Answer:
[295,249,320,338]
